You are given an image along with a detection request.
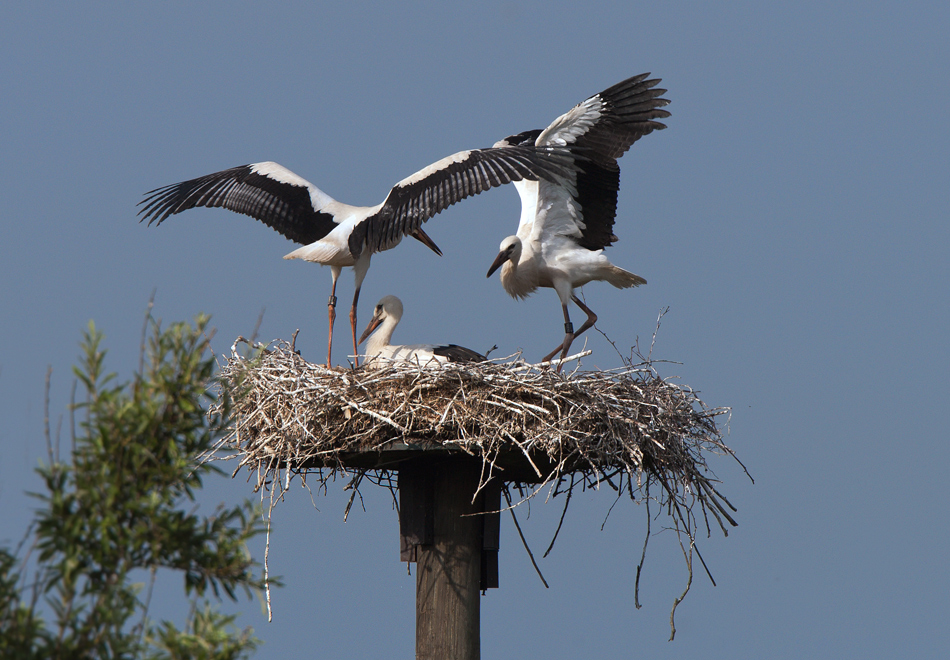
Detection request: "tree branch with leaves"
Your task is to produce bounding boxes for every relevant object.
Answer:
[1,313,274,660]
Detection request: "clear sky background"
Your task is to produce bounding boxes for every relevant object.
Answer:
[2,2,948,658]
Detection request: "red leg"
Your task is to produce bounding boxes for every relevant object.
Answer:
[541,296,597,370]
[349,286,362,368]
[568,295,598,342]
[542,303,575,369]
[326,279,338,368]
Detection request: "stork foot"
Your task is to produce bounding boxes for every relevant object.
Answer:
[542,333,574,371]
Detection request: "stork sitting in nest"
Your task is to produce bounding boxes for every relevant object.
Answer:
[358,295,484,368]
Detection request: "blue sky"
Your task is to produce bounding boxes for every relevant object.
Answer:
[2,2,948,657]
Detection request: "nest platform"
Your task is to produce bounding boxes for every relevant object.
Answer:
[209,337,739,537]
[206,336,746,637]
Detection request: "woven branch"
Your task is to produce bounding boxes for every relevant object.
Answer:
[207,338,738,536]
[204,337,745,633]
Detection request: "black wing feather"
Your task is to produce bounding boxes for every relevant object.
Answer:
[564,74,671,251]
[573,160,623,251]
[431,344,486,363]
[570,72,671,164]
[349,145,571,257]
[138,164,338,246]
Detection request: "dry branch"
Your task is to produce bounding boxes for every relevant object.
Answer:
[208,338,737,534]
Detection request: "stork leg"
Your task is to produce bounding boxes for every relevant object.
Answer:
[349,253,371,369]
[541,303,575,369]
[568,295,598,342]
[349,286,362,368]
[542,296,598,370]
[326,266,342,368]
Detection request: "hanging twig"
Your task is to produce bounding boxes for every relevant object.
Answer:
[503,485,548,589]
[542,473,574,558]
[343,469,367,522]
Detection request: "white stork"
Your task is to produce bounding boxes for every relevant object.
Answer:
[358,295,485,368]
[486,73,670,368]
[139,146,568,367]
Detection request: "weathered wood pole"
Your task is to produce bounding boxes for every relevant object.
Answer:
[400,457,484,660]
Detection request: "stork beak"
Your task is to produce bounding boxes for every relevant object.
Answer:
[358,313,382,345]
[411,228,443,257]
[486,248,510,278]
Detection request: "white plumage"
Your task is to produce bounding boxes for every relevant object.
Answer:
[140,142,568,367]
[487,73,670,367]
[358,295,484,369]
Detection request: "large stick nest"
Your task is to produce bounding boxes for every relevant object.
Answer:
[209,337,741,538]
[208,336,746,636]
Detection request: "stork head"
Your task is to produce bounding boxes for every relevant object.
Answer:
[486,236,522,278]
[359,295,404,345]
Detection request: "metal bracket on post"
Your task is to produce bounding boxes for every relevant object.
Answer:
[480,480,501,591]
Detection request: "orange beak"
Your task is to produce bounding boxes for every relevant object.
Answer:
[358,313,383,345]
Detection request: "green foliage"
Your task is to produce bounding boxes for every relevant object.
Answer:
[145,605,259,660]
[0,315,270,660]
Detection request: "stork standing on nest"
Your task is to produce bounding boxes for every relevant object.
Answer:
[139,146,568,367]
[359,295,485,368]
[486,73,670,368]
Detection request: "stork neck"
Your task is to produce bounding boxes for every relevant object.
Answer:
[500,255,537,300]
[365,316,398,356]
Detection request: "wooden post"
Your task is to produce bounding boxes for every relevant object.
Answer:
[402,457,483,660]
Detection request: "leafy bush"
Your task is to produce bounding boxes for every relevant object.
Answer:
[0,315,270,660]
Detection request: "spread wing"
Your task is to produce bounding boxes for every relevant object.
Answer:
[138,162,346,245]
[538,72,670,162]
[347,145,572,257]
[521,73,671,251]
